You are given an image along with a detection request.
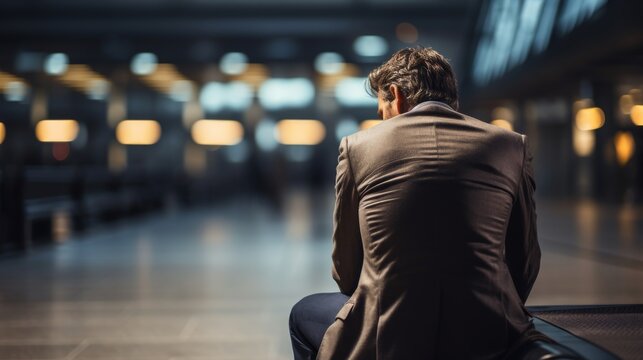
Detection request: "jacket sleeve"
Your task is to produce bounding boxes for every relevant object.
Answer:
[331,137,363,296]
[505,135,541,304]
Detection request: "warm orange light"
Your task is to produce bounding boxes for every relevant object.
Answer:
[229,64,270,89]
[0,72,21,84]
[108,143,127,172]
[575,107,605,131]
[619,94,634,115]
[396,22,419,43]
[491,119,513,131]
[631,105,643,126]
[317,63,360,92]
[116,120,161,145]
[191,120,244,146]
[360,119,382,130]
[614,131,635,166]
[276,119,326,145]
[35,120,79,142]
[0,71,28,93]
[138,63,193,96]
[52,209,71,243]
[59,67,93,80]
[55,64,110,97]
[573,126,595,157]
[0,122,5,144]
[492,106,515,122]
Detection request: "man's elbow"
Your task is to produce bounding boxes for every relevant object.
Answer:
[339,280,357,296]
[332,270,357,296]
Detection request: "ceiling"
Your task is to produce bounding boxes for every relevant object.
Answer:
[0,1,479,74]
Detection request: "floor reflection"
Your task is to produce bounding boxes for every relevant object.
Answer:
[0,191,641,359]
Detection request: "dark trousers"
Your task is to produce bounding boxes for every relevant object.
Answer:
[289,292,349,360]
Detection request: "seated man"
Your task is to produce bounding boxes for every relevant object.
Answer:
[289,47,541,359]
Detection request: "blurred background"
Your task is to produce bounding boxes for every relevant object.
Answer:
[0,0,642,359]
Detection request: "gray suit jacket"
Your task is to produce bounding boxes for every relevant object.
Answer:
[317,101,540,359]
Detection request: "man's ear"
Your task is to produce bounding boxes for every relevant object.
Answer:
[389,84,408,115]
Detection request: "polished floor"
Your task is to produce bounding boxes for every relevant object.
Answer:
[0,190,642,359]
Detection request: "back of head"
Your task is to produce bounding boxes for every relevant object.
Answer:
[367,47,459,111]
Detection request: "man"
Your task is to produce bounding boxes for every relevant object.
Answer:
[289,47,541,359]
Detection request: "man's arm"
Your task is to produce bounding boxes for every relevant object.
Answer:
[331,137,363,296]
[505,136,541,304]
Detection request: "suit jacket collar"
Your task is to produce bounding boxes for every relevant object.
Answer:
[407,101,464,119]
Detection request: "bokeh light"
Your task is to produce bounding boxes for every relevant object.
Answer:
[116,120,161,145]
[35,120,80,143]
[276,119,326,145]
[131,52,158,75]
[191,120,244,146]
[353,35,388,57]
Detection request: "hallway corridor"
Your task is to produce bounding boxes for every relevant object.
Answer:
[0,191,642,359]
